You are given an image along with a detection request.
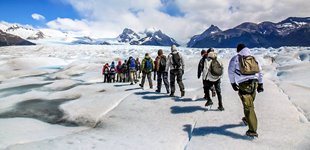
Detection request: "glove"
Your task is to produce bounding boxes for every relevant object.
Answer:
[257,83,264,93]
[231,83,239,91]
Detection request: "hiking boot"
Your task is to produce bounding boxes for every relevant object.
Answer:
[130,82,133,85]
[246,130,258,137]
[169,93,175,97]
[181,91,185,97]
[139,84,143,88]
[205,100,213,107]
[218,106,225,111]
[242,117,248,125]
[155,89,160,93]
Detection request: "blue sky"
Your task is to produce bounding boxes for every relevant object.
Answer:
[0,0,80,27]
[0,0,308,43]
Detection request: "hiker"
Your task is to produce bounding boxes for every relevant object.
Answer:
[197,49,216,98]
[136,57,141,78]
[228,43,264,137]
[102,63,110,83]
[116,60,123,82]
[202,48,224,111]
[153,60,157,81]
[155,49,169,93]
[110,61,116,83]
[122,60,129,82]
[166,45,185,97]
[127,56,137,85]
[139,53,154,89]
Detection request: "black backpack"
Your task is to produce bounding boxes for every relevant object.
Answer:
[209,58,223,76]
[171,53,181,69]
[159,56,167,71]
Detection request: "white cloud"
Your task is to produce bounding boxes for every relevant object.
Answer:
[56,0,310,44]
[31,13,45,21]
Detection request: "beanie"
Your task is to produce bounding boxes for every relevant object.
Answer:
[237,43,246,52]
[171,45,177,52]
[200,50,206,56]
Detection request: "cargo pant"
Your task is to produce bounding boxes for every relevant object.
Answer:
[157,71,169,93]
[141,72,153,88]
[170,69,185,94]
[203,79,223,107]
[238,79,258,132]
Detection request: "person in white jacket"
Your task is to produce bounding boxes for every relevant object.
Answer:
[166,45,185,97]
[202,49,224,111]
[228,43,264,137]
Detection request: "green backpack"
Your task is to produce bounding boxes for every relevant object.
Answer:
[238,55,260,75]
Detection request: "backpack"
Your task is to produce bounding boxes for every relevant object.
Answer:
[209,58,223,76]
[144,58,153,71]
[238,55,260,75]
[129,58,136,70]
[171,53,181,69]
[110,66,116,74]
[104,67,109,74]
[159,56,166,71]
[117,65,122,73]
[122,63,128,72]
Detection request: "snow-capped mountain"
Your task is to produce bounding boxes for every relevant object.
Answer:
[117,28,140,43]
[188,17,310,48]
[0,30,35,46]
[115,27,180,46]
[0,22,44,40]
[187,25,221,47]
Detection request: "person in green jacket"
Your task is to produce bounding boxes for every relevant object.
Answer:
[139,53,154,89]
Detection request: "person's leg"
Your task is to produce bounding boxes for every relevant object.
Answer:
[147,72,153,88]
[238,81,258,133]
[163,72,169,93]
[203,80,209,99]
[214,79,223,109]
[140,73,146,87]
[176,69,185,96]
[156,72,162,92]
[170,70,176,96]
[129,71,134,84]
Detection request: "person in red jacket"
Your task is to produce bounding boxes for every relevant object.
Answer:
[102,63,110,83]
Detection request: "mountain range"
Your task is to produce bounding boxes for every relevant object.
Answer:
[0,30,35,46]
[188,17,310,48]
[0,17,309,47]
[0,22,179,47]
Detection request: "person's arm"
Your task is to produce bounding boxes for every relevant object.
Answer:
[228,56,237,83]
[180,53,185,71]
[165,54,171,72]
[256,57,264,92]
[197,58,203,79]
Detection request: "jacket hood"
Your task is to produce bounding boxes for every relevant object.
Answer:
[238,47,252,56]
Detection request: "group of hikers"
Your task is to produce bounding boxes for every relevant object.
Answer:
[102,45,185,97]
[102,43,264,137]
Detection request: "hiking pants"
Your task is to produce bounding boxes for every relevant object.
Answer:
[238,79,258,132]
[203,79,223,107]
[202,80,216,98]
[104,74,109,83]
[116,73,122,82]
[170,69,184,94]
[157,71,169,92]
[141,72,153,88]
[129,70,137,84]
